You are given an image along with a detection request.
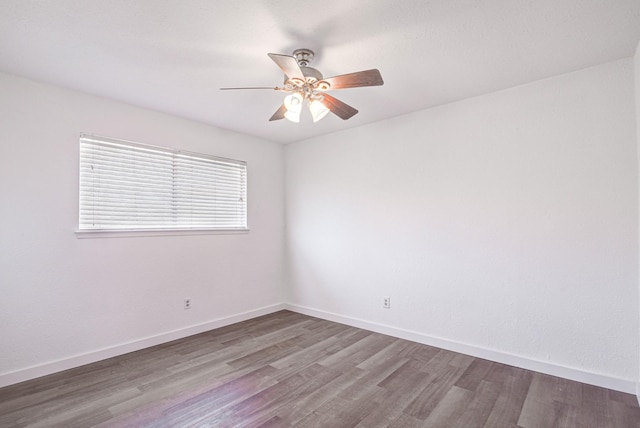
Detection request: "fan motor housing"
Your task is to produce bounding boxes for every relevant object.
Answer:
[293,48,324,82]
[301,66,323,82]
[284,66,325,88]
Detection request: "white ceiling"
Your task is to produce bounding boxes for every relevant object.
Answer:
[1,1,639,144]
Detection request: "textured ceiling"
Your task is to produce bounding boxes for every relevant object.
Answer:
[1,1,639,143]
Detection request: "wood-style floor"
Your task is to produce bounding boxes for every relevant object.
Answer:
[1,310,638,427]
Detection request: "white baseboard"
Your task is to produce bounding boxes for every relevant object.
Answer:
[0,303,286,388]
[2,302,636,396]
[285,303,637,395]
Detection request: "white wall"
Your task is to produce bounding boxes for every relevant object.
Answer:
[286,58,639,390]
[0,72,285,385]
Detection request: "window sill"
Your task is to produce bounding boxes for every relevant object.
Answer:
[75,228,250,239]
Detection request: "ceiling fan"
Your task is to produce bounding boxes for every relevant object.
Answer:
[221,49,384,123]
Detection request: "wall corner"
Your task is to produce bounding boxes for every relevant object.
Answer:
[635,38,640,405]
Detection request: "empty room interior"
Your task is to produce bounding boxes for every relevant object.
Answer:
[2,1,640,426]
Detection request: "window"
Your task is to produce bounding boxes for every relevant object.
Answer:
[78,134,247,232]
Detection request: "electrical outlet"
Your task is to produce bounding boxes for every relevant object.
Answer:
[184,298,191,310]
[383,296,390,309]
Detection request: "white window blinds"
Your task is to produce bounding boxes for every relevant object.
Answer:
[79,135,247,231]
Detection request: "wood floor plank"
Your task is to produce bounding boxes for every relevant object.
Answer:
[517,372,559,427]
[305,386,388,427]
[454,357,495,391]
[609,399,640,428]
[421,385,475,428]
[333,355,409,402]
[402,364,469,419]
[577,383,612,427]
[483,370,533,427]
[354,360,432,426]
[355,338,411,371]
[1,310,639,427]
[449,379,501,428]
[273,367,367,424]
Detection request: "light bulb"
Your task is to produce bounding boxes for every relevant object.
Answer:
[310,100,330,122]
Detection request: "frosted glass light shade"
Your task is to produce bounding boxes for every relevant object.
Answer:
[310,100,330,122]
[284,92,303,123]
[284,93,303,112]
[284,109,301,122]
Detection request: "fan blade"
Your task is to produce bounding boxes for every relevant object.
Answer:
[323,69,384,90]
[268,53,305,80]
[220,87,278,90]
[269,104,287,121]
[321,94,358,120]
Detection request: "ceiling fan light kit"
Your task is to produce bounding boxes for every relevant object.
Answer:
[309,99,330,122]
[221,48,384,123]
[283,93,303,122]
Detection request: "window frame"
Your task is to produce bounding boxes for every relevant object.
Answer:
[76,134,249,238]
